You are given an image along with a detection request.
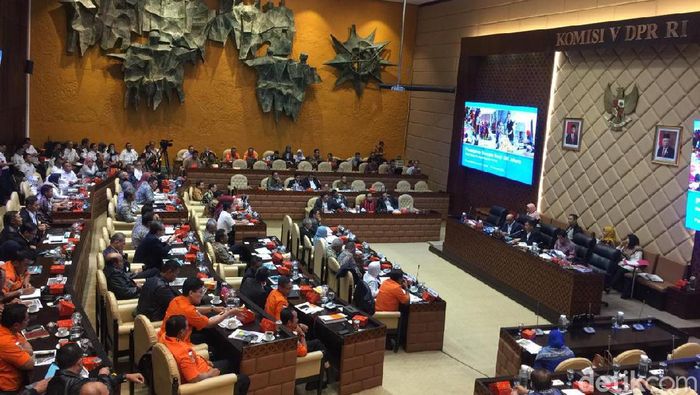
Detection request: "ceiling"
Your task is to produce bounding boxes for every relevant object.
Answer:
[381,0,438,5]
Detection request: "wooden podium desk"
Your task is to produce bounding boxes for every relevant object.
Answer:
[437,219,604,322]
[322,211,442,243]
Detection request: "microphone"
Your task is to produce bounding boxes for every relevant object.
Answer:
[415,264,421,284]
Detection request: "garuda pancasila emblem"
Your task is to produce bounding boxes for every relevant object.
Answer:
[604,84,639,131]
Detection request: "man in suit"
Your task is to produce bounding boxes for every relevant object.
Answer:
[657,134,675,159]
[0,223,37,260]
[240,267,271,309]
[565,214,583,240]
[0,211,21,244]
[377,192,399,213]
[522,220,542,246]
[19,196,47,244]
[313,192,333,213]
[286,174,304,191]
[565,124,578,146]
[301,175,321,191]
[329,190,348,211]
[135,260,181,322]
[499,214,524,239]
[134,221,173,277]
[103,252,140,300]
[300,218,315,243]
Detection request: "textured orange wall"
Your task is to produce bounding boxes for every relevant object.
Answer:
[30,0,417,158]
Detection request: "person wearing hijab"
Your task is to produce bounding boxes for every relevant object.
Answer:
[363,261,381,298]
[525,203,540,221]
[313,226,329,243]
[533,329,574,372]
[600,225,619,247]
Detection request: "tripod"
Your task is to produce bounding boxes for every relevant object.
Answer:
[158,147,171,177]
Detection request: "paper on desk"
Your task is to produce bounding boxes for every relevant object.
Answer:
[562,390,584,395]
[170,247,188,255]
[229,329,265,343]
[47,235,67,244]
[409,294,422,304]
[255,247,270,255]
[516,338,542,354]
[257,253,272,261]
[159,235,170,242]
[552,380,565,386]
[164,226,175,235]
[261,238,272,243]
[296,302,324,315]
[20,288,41,300]
[170,278,186,287]
[33,350,56,366]
[539,253,553,260]
[47,277,68,285]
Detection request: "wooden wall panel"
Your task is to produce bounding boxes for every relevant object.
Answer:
[0,0,28,149]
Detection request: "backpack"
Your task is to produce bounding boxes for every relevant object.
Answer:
[353,280,375,315]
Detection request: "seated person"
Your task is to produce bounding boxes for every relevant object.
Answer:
[375,269,409,312]
[20,197,48,238]
[553,229,575,259]
[224,147,239,162]
[79,157,99,178]
[329,190,348,210]
[264,276,292,321]
[130,210,154,250]
[133,221,173,276]
[326,238,343,260]
[201,183,217,208]
[48,343,143,394]
[103,252,140,300]
[301,175,321,191]
[351,152,363,171]
[314,193,333,214]
[293,149,305,164]
[58,162,78,190]
[360,192,377,213]
[336,176,350,190]
[1,250,36,301]
[498,214,524,239]
[240,267,271,309]
[377,192,399,213]
[241,256,263,280]
[521,220,541,246]
[363,261,381,298]
[309,209,321,234]
[202,219,217,243]
[191,181,205,201]
[280,308,329,372]
[212,229,237,264]
[286,174,305,191]
[0,223,37,261]
[525,203,540,222]
[608,233,644,297]
[266,172,284,191]
[116,189,138,223]
[135,176,158,205]
[600,225,619,247]
[512,369,562,395]
[533,329,574,372]
[135,260,181,322]
[565,214,583,240]
[159,278,239,344]
[0,211,21,244]
[299,218,315,243]
[243,147,258,165]
[0,304,35,393]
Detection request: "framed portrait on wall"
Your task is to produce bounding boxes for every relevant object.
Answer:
[562,118,583,151]
[652,125,682,166]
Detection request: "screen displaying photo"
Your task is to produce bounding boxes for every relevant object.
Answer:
[461,102,538,185]
[685,120,700,230]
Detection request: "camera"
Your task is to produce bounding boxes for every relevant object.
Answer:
[159,139,173,149]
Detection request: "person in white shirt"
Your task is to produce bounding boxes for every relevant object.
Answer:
[79,157,99,178]
[23,138,38,155]
[12,149,25,167]
[59,162,78,189]
[18,153,36,179]
[217,202,236,236]
[182,145,194,161]
[81,143,98,161]
[62,141,80,163]
[119,142,139,165]
[132,161,143,182]
[293,149,305,163]
[50,157,64,175]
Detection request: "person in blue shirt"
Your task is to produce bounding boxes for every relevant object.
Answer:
[533,329,574,372]
[135,176,158,204]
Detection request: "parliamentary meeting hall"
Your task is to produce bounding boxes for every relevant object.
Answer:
[2,0,700,394]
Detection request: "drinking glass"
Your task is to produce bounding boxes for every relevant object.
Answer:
[566,369,575,386]
[327,291,336,302]
[612,363,621,379]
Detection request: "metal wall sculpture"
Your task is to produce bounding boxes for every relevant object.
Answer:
[325,24,394,96]
[59,0,313,120]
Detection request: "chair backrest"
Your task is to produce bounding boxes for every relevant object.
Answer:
[307,197,318,209]
[97,253,105,270]
[313,239,326,277]
[572,233,596,262]
[398,194,414,210]
[152,342,181,395]
[355,194,366,207]
[671,343,700,360]
[262,150,274,159]
[351,180,366,191]
[223,148,231,159]
[338,271,354,303]
[107,201,117,220]
[485,205,507,227]
[283,177,294,187]
[538,224,559,249]
[102,227,110,244]
[414,180,430,191]
[206,242,217,264]
[358,162,367,173]
[104,291,121,326]
[326,257,340,292]
[271,159,286,170]
[98,237,107,252]
[292,224,301,259]
[298,161,312,171]
[395,180,411,192]
[232,159,247,169]
[317,162,332,172]
[253,160,268,170]
[176,149,188,160]
[554,357,592,372]
[613,349,646,365]
[260,177,269,189]
[588,244,622,276]
[133,315,158,363]
[331,180,340,189]
[295,351,323,380]
[6,192,20,211]
[338,161,352,172]
[281,215,292,249]
[114,178,121,194]
[230,174,248,189]
[106,187,113,202]
[377,163,389,174]
[106,217,115,234]
[371,181,385,192]
[20,182,34,198]
[96,270,108,295]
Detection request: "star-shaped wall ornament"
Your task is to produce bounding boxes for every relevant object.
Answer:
[325,24,394,96]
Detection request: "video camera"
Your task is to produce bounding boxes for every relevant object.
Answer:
[159,139,173,149]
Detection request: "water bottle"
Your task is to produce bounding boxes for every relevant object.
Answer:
[518,366,530,387]
[292,261,299,278]
[689,276,697,292]
[558,315,569,332]
[638,355,650,378]
[461,212,467,224]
